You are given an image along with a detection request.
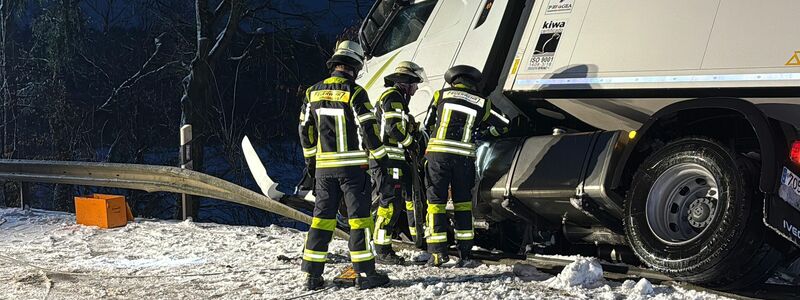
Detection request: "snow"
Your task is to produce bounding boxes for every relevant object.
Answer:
[0,208,732,300]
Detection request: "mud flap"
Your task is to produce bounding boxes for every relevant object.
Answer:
[764,167,800,247]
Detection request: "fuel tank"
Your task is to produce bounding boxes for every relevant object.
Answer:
[476,130,628,228]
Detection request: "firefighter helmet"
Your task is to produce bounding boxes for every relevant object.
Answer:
[327,40,365,70]
[444,65,482,85]
[384,61,426,87]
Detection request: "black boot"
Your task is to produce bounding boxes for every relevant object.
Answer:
[376,250,405,265]
[455,247,480,268]
[355,271,390,290]
[426,252,450,267]
[305,274,325,290]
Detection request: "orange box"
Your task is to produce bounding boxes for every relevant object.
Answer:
[74,194,133,229]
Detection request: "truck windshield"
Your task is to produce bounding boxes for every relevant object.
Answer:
[369,1,437,57]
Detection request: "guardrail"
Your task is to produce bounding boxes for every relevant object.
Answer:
[0,159,348,239]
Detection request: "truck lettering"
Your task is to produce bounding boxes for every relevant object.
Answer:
[543,21,566,29]
[785,220,800,240]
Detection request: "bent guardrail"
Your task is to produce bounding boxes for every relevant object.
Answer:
[0,159,347,239]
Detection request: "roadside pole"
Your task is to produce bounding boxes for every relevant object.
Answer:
[180,125,198,220]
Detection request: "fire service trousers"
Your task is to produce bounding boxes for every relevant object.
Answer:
[372,165,415,254]
[301,173,375,276]
[424,155,476,254]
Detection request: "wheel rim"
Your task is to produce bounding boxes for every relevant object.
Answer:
[646,163,719,246]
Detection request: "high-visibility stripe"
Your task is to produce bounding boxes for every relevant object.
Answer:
[400,134,413,147]
[490,127,501,137]
[357,113,376,123]
[408,227,417,236]
[491,109,510,124]
[405,201,414,211]
[427,203,447,214]
[350,250,375,262]
[349,217,374,230]
[427,232,448,243]
[317,151,367,160]
[383,111,403,119]
[311,217,336,231]
[317,159,368,168]
[370,146,387,159]
[453,202,472,211]
[455,230,474,240]
[303,249,328,262]
[374,229,391,245]
[426,145,475,157]
[303,147,317,158]
[428,138,475,150]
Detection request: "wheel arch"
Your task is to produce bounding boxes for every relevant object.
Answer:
[611,98,789,194]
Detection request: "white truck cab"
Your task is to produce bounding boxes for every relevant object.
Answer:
[357,0,800,289]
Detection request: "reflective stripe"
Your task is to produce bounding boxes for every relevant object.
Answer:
[370,146,387,159]
[489,127,501,137]
[453,202,472,212]
[303,147,317,158]
[455,230,474,240]
[303,249,328,262]
[311,217,336,231]
[428,138,475,150]
[350,250,375,262]
[317,150,368,160]
[426,145,475,157]
[374,229,391,245]
[405,201,414,211]
[384,111,403,119]
[427,203,447,214]
[408,227,417,236]
[491,109,510,124]
[357,113,376,123]
[317,159,368,168]
[317,108,347,152]
[427,232,448,243]
[400,134,413,147]
[349,217,374,230]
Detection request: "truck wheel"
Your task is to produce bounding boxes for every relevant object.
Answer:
[625,136,784,289]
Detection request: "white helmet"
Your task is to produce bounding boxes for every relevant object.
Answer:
[384,61,427,87]
[327,40,365,70]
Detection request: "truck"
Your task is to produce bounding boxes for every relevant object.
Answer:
[354,0,800,289]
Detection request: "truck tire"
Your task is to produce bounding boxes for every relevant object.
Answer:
[625,136,784,289]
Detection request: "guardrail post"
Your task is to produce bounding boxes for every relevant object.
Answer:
[180,124,198,220]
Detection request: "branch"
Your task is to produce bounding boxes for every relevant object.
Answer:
[97,33,176,111]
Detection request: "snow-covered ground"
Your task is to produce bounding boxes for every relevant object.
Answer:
[0,208,730,300]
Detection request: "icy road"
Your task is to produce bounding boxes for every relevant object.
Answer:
[0,208,729,300]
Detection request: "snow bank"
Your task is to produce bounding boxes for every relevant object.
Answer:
[545,257,605,288]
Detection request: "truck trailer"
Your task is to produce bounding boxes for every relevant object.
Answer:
[354,0,800,289]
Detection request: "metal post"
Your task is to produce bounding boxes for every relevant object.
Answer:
[180,125,196,220]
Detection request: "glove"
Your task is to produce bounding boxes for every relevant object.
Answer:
[298,159,316,191]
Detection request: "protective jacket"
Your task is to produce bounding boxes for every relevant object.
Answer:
[375,87,415,167]
[423,84,509,158]
[299,71,382,178]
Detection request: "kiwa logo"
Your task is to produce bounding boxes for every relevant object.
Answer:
[543,20,567,29]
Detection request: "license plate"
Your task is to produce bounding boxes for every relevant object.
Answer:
[779,167,800,212]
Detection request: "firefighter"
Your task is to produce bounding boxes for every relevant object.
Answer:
[371,61,426,265]
[422,65,510,267]
[298,40,390,290]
